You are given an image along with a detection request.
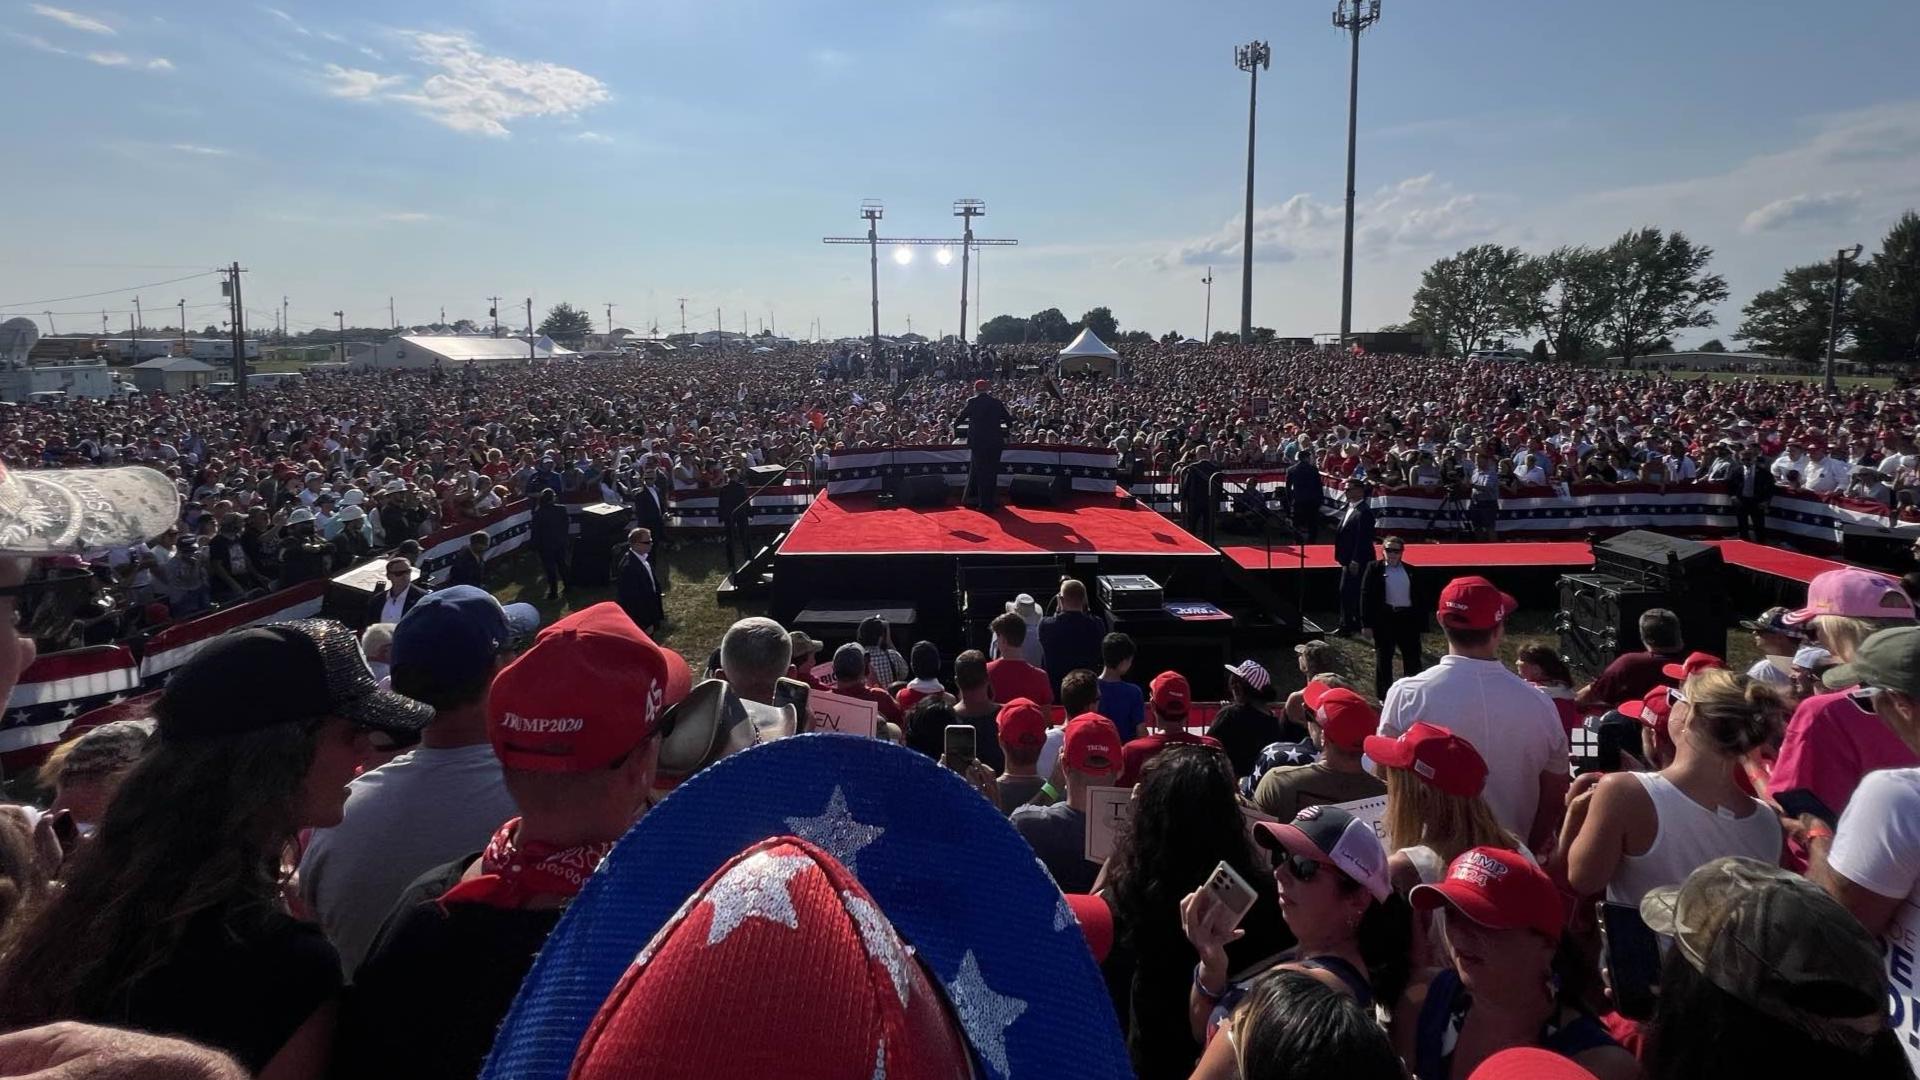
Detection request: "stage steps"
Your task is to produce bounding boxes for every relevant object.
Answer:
[715,530,787,600]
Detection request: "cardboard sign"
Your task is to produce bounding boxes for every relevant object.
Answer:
[1084,786,1135,864]
[807,690,878,738]
[810,661,836,683]
[1331,795,1389,842]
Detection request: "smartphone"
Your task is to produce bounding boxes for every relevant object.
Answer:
[1598,901,1666,1021]
[944,724,977,772]
[1202,860,1260,929]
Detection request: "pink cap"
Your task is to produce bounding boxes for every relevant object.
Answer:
[1783,568,1913,626]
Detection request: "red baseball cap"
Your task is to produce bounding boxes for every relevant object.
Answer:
[1149,671,1191,721]
[1660,651,1724,682]
[996,698,1047,750]
[1301,682,1377,752]
[1363,722,1489,799]
[1064,893,1115,963]
[1062,713,1122,775]
[1411,846,1567,942]
[973,379,991,391]
[1436,576,1517,631]
[1618,685,1678,733]
[488,603,694,772]
[1468,1047,1600,1080]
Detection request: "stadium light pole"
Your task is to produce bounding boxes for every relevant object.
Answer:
[1333,0,1381,345]
[1203,267,1214,342]
[332,310,345,365]
[954,198,985,347]
[1234,41,1270,343]
[1824,243,1863,395]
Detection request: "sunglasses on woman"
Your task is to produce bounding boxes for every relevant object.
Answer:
[1280,853,1323,884]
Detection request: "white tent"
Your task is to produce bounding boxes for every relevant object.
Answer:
[1057,328,1119,375]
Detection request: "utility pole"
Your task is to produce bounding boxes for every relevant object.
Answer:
[526,298,534,361]
[1333,0,1382,344]
[132,296,143,346]
[864,201,882,362]
[128,312,135,363]
[716,307,722,347]
[332,309,345,366]
[954,199,985,346]
[1203,267,1214,342]
[488,296,501,338]
[280,296,288,344]
[178,299,187,350]
[1234,41,1270,343]
[1825,243,1864,395]
[225,263,248,404]
[677,297,688,336]
[606,302,616,335]
[44,311,55,334]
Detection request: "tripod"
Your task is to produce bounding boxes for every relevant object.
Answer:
[1426,483,1474,539]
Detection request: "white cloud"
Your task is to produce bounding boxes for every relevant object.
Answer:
[315,31,610,138]
[1740,191,1863,234]
[378,211,435,223]
[31,4,112,35]
[169,143,231,156]
[9,29,68,54]
[1159,176,1494,268]
[146,56,171,71]
[262,6,308,35]
[571,130,613,144]
[85,49,129,66]
[322,63,405,99]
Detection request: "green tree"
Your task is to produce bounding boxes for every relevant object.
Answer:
[1210,330,1239,345]
[1531,339,1550,362]
[1596,228,1729,365]
[1698,338,1726,352]
[1159,330,1182,344]
[538,302,594,344]
[1854,210,1920,370]
[977,314,1029,345]
[1408,244,1533,357]
[1522,246,1613,365]
[1028,307,1073,343]
[1735,262,1855,362]
[1077,306,1119,340]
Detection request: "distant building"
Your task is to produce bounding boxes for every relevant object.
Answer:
[360,334,576,371]
[186,338,262,362]
[130,357,218,394]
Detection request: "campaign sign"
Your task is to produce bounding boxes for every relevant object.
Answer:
[1332,795,1389,842]
[1085,786,1135,864]
[807,690,878,738]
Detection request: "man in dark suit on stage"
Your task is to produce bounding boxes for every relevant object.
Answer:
[1179,443,1223,543]
[716,468,751,568]
[1287,449,1324,543]
[1724,444,1776,543]
[1333,479,1376,635]
[1361,536,1425,699]
[957,379,1011,511]
[616,527,664,635]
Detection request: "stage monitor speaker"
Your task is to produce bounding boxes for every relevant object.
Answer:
[1009,475,1067,507]
[899,474,950,508]
[569,502,632,587]
[1556,572,1726,677]
[323,557,391,630]
[1591,530,1723,594]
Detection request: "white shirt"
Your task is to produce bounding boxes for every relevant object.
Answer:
[1744,656,1791,690]
[1382,562,1412,608]
[1603,771,1780,907]
[1804,455,1852,494]
[1770,452,1806,482]
[1828,766,1920,1076]
[1378,654,1569,838]
[379,588,408,627]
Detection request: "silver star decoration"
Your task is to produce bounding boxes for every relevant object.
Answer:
[844,892,912,1007]
[59,701,80,719]
[1053,894,1074,933]
[7,709,28,726]
[945,951,1026,1080]
[701,851,812,946]
[783,787,884,875]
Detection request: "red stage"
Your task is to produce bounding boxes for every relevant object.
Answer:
[1221,538,1880,586]
[779,492,1219,558]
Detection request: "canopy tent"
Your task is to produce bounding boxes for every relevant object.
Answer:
[1057,328,1119,376]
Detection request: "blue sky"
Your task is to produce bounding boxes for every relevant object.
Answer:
[5,0,1920,344]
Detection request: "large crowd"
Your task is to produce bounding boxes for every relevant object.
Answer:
[0,373,1916,1076]
[4,339,1916,653]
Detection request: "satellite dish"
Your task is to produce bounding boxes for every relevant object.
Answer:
[0,317,39,370]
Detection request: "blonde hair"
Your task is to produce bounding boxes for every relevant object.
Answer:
[1382,767,1513,862]
[1679,668,1788,757]
[1806,614,1904,662]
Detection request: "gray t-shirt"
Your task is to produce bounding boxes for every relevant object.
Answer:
[1011,801,1095,894]
[298,743,518,978]
[996,774,1048,817]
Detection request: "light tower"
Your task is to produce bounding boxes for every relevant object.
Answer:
[954,198,985,346]
[1333,0,1382,344]
[1234,41,1270,342]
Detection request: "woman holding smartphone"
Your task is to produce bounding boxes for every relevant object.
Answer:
[1180,805,1412,1075]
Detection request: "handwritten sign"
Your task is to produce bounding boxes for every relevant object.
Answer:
[1084,786,1135,864]
[807,690,877,738]
[1331,795,1389,843]
[811,661,836,683]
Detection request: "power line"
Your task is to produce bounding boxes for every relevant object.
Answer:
[0,270,220,309]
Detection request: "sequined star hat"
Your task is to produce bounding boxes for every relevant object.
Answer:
[484,733,1131,1080]
[0,459,177,553]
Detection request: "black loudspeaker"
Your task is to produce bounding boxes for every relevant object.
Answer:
[1591,530,1724,594]
[1009,475,1066,507]
[323,557,390,630]
[1556,572,1726,676]
[898,474,950,507]
[569,502,632,586]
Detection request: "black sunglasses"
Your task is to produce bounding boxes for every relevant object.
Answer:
[1281,853,1322,884]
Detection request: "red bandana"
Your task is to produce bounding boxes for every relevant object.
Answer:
[438,818,616,910]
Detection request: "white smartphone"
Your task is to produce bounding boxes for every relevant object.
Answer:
[1202,860,1259,928]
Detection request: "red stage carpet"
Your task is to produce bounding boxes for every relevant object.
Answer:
[779,493,1218,557]
[1222,541,1595,573]
[1708,540,1892,584]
